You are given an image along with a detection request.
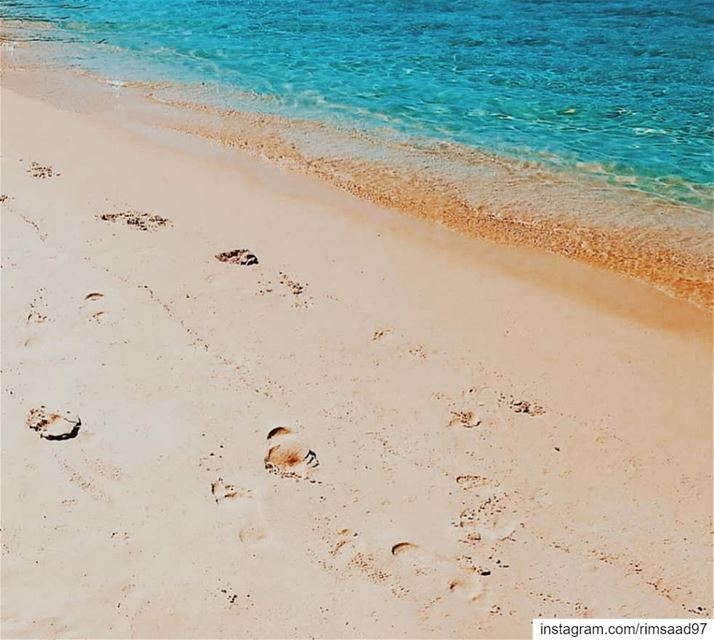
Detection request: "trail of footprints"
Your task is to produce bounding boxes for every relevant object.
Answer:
[95,202,311,305]
[312,519,495,626]
[16,167,707,622]
[306,382,535,621]
[304,462,523,619]
[446,385,546,431]
[18,244,538,620]
[200,425,321,548]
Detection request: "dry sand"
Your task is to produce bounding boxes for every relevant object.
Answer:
[1,76,712,639]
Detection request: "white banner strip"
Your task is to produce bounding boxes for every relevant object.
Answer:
[533,618,713,640]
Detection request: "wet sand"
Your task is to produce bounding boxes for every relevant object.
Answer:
[1,67,712,638]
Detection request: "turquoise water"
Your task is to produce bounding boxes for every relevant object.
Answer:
[3,0,713,208]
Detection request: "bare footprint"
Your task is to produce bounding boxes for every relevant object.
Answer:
[26,407,81,441]
[508,398,546,416]
[211,477,253,503]
[391,541,419,556]
[455,475,492,490]
[390,540,487,607]
[447,574,486,603]
[324,528,393,587]
[391,540,435,577]
[264,426,319,479]
[278,272,306,297]
[453,386,508,429]
[59,460,109,502]
[371,327,392,341]
[238,524,268,544]
[98,210,171,231]
[80,291,109,324]
[448,410,482,429]
[26,288,48,324]
[277,272,312,307]
[210,478,268,544]
[27,162,58,179]
[455,486,520,543]
[408,345,427,359]
[215,249,259,266]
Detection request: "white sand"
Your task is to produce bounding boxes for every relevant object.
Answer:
[1,83,712,639]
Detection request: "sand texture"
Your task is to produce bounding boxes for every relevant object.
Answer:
[1,82,712,639]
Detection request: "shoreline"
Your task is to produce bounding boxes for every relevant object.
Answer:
[1,37,712,640]
[1,30,713,309]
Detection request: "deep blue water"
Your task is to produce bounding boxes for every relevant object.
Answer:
[3,0,713,208]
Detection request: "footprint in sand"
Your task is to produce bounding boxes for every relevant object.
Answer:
[371,327,392,341]
[98,210,171,231]
[313,524,396,590]
[451,386,510,430]
[390,540,486,605]
[508,398,546,416]
[58,453,123,491]
[211,477,253,503]
[237,523,268,544]
[318,524,487,617]
[83,292,107,323]
[408,345,427,359]
[27,162,58,179]
[277,272,313,308]
[495,391,546,416]
[264,426,319,479]
[455,474,492,490]
[277,272,306,297]
[26,288,48,324]
[215,249,259,266]
[210,478,268,544]
[454,485,520,544]
[26,407,81,441]
[448,410,482,429]
[252,272,312,307]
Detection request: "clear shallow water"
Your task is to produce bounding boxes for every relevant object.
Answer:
[2,0,713,209]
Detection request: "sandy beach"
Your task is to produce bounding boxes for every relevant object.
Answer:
[1,65,712,639]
